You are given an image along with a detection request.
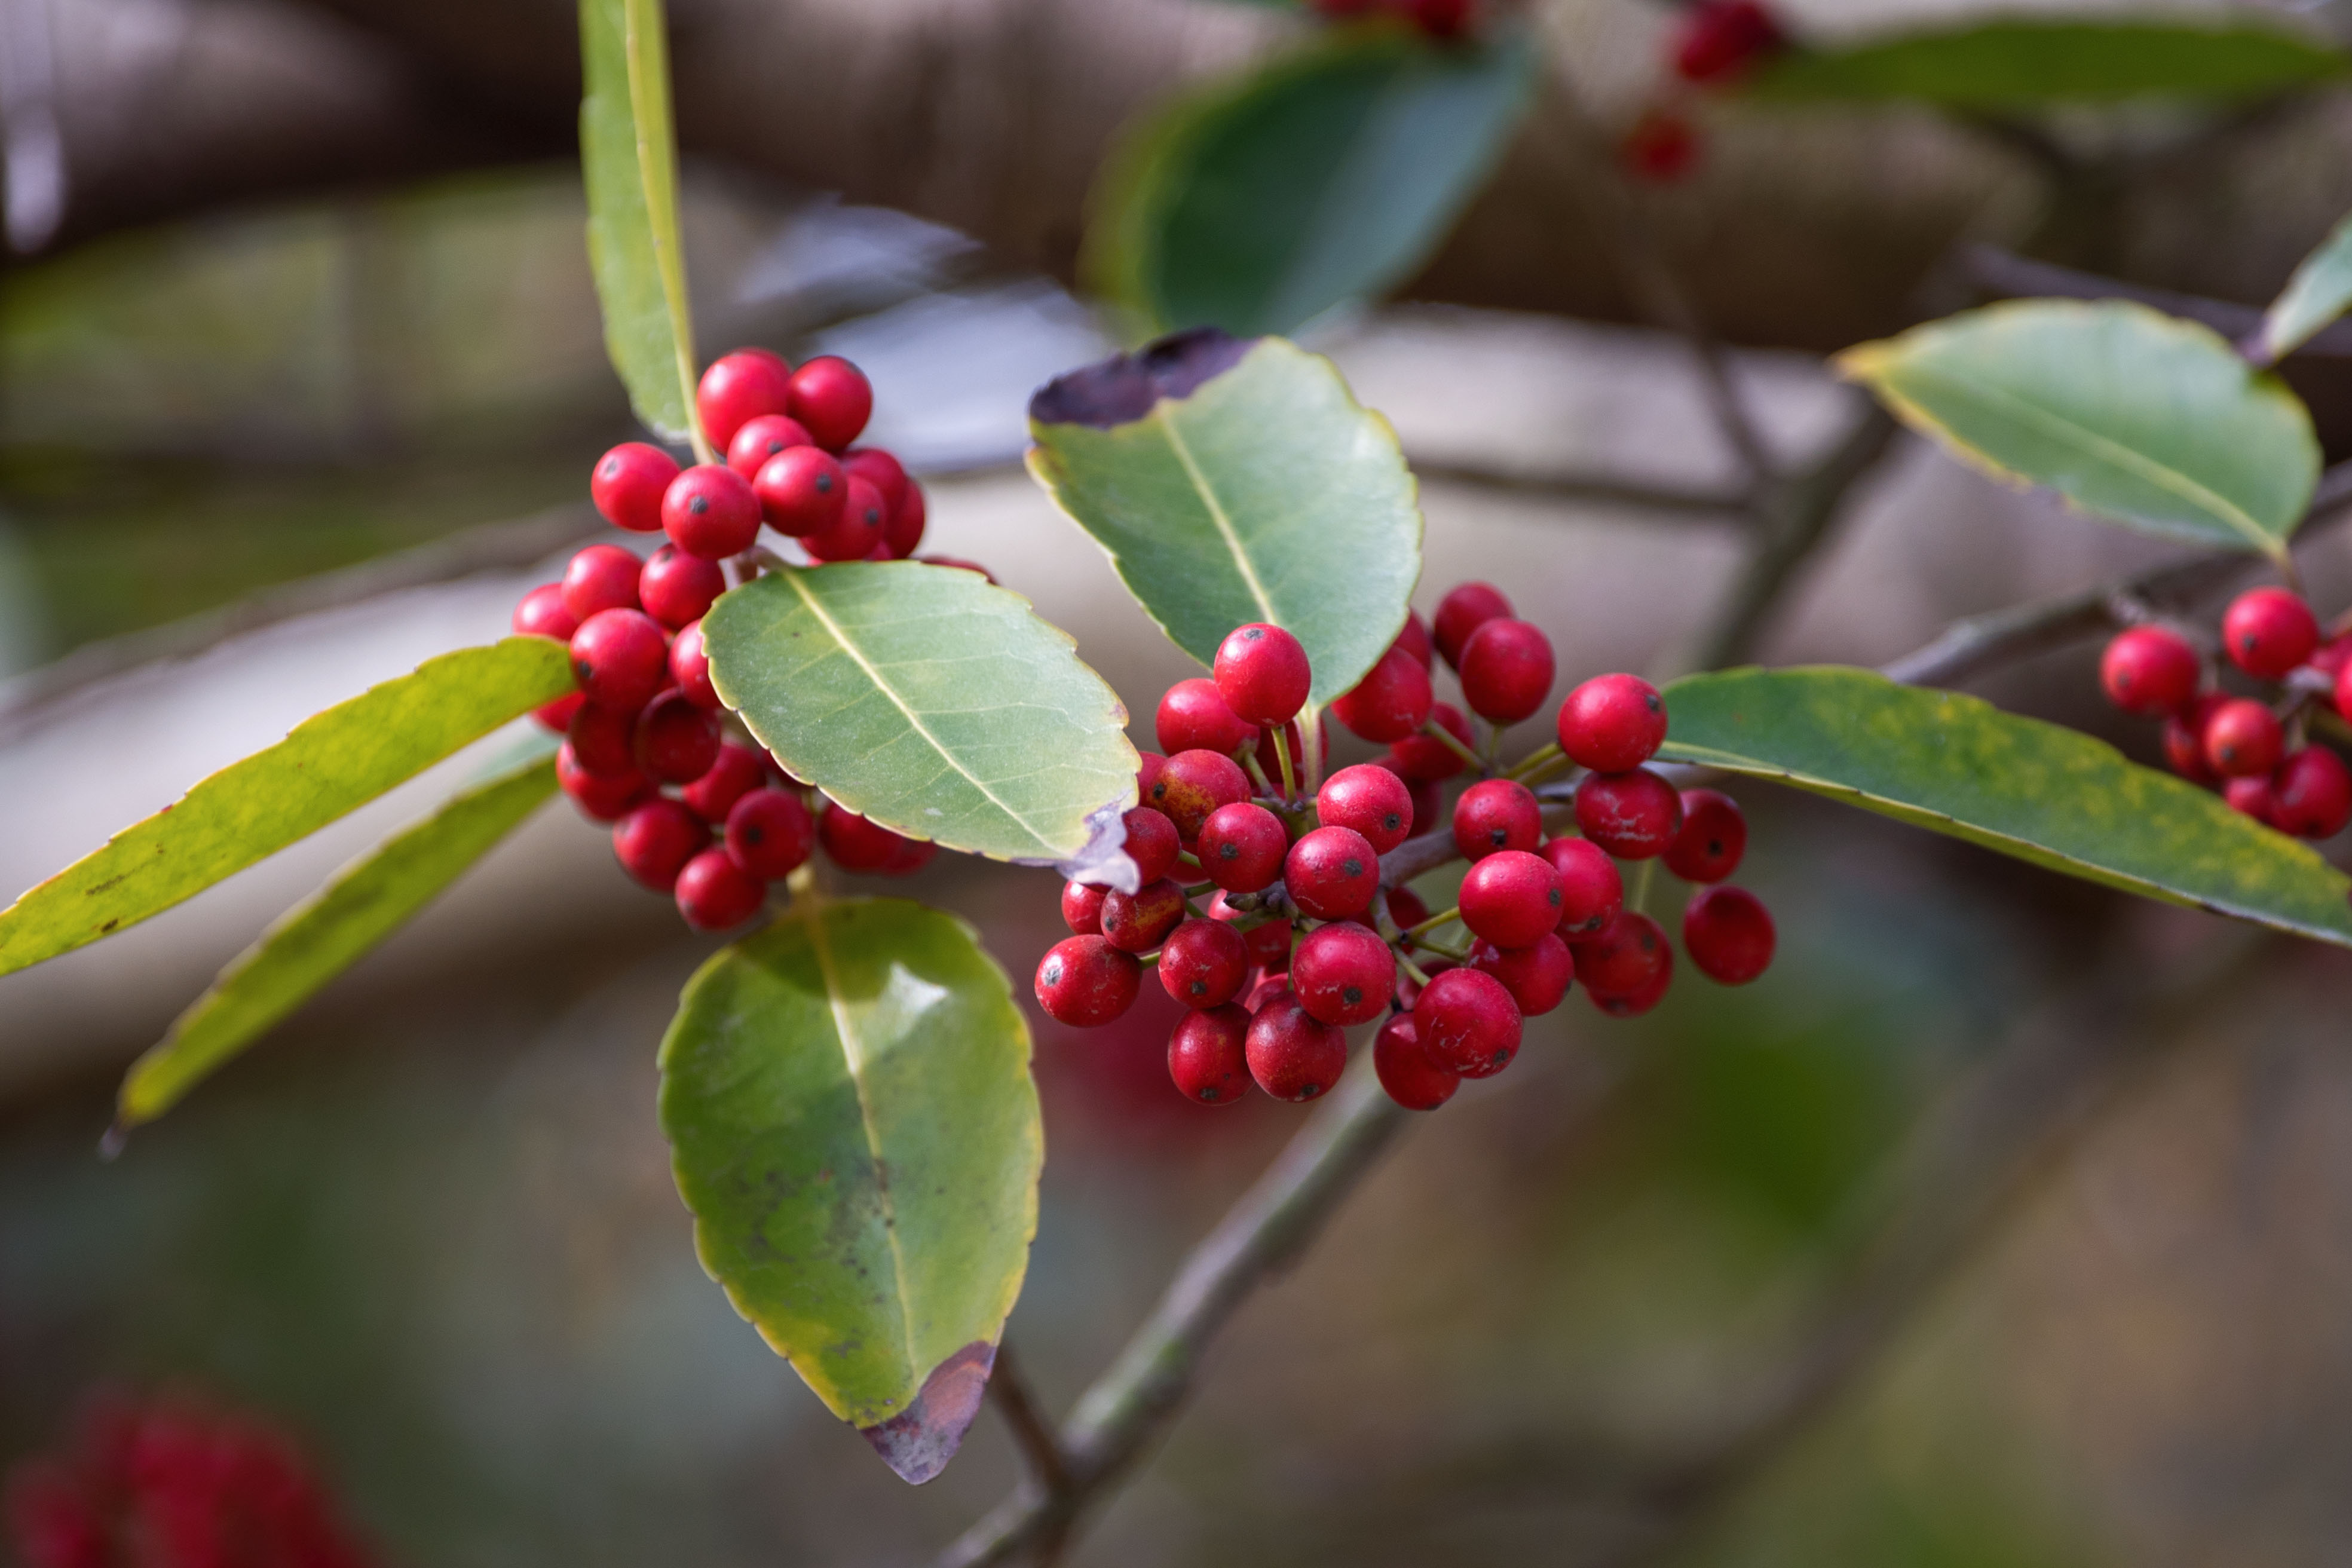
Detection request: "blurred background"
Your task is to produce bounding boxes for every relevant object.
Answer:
[7,0,2352,1564]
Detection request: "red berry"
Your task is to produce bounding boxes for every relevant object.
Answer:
[635,688,722,783]
[1459,849,1564,949]
[1373,1015,1459,1110]
[1122,806,1181,884]
[1283,826,1380,920]
[1156,750,1252,841]
[788,355,874,451]
[1411,966,1521,1078]
[676,848,767,930]
[1558,673,1668,772]
[1433,582,1512,670]
[2339,661,2352,727]
[2202,697,2284,779]
[843,447,908,515]
[1101,877,1187,954]
[681,740,767,821]
[1383,884,1431,936]
[1062,880,1108,935]
[562,543,643,621]
[1317,764,1416,853]
[1622,108,1699,183]
[1452,777,1541,860]
[669,619,719,709]
[1331,645,1435,743]
[2163,692,2225,785]
[1575,768,1683,859]
[1591,951,1674,1016]
[1573,911,1670,996]
[639,544,725,630]
[820,804,933,874]
[1387,702,1474,782]
[1468,932,1573,1016]
[558,742,651,821]
[1403,776,1443,841]
[804,475,889,562]
[1136,751,1168,804]
[885,479,927,559]
[1159,917,1250,1008]
[752,446,847,537]
[513,583,578,642]
[535,687,581,731]
[725,788,815,878]
[1213,623,1312,728]
[697,349,794,452]
[1682,886,1775,984]
[2225,773,2276,825]
[2099,626,2201,717]
[567,699,642,777]
[1457,618,1555,725]
[1410,0,1473,38]
[1539,836,1622,938]
[590,442,681,532]
[1290,921,1397,1026]
[2222,587,2319,680]
[725,413,815,480]
[663,464,762,561]
[1169,1004,1254,1104]
[1211,893,1297,973]
[2271,746,2352,839]
[613,798,710,892]
[1036,936,1141,1027]
[1394,611,1434,670]
[1664,789,1745,883]
[569,608,669,712]
[1157,678,1258,757]
[1673,0,1785,84]
[1197,801,1288,893]
[1244,993,1349,1102]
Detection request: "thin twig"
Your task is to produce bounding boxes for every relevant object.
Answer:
[987,1343,1071,1496]
[1963,244,2352,359]
[1404,459,1751,519]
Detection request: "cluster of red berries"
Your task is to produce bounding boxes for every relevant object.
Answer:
[1034,585,1777,1115]
[1306,0,1475,39]
[1622,0,1788,184]
[517,347,948,930]
[5,1392,374,1568]
[2099,584,2352,839]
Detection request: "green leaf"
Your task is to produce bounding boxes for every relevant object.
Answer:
[659,896,1041,1483]
[115,749,560,1131]
[1028,331,1422,705]
[580,0,703,451]
[0,639,575,978]
[2261,210,2352,362]
[1839,300,2319,561]
[1658,666,2352,949]
[1088,27,1535,338]
[1747,19,2349,107]
[703,562,1138,863]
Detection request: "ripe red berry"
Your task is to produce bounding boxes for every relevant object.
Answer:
[820,804,934,874]
[1157,678,1258,757]
[788,355,873,451]
[1459,849,1564,949]
[1682,886,1775,985]
[1468,932,1573,1016]
[697,349,794,452]
[1317,764,1416,853]
[1213,623,1312,728]
[1575,768,1683,859]
[663,464,762,561]
[613,798,710,891]
[638,544,725,630]
[1373,1015,1458,1110]
[1156,750,1252,841]
[1159,917,1250,1008]
[675,848,767,930]
[562,543,644,621]
[1412,967,1521,1078]
[2203,697,2284,778]
[2163,692,2224,785]
[2225,774,2276,825]
[884,479,927,559]
[1387,701,1474,782]
[1284,826,1381,920]
[681,740,767,822]
[590,442,681,532]
[569,608,669,712]
[1452,777,1542,860]
[1673,0,1785,84]
[1036,936,1142,1027]
[725,788,815,878]
[1244,993,1349,1102]
[635,688,722,783]
[1590,951,1674,1016]
[1433,583,1512,670]
[1622,108,1699,183]
[2271,746,2352,839]
[513,583,579,642]
[2339,661,2352,727]
[804,475,889,562]
[1197,801,1288,893]
[2222,587,2319,680]
[1122,806,1181,885]
[842,447,908,515]
[1382,884,1430,936]
[1664,789,1745,883]
[1211,893,1296,972]
[1410,0,1474,38]
[567,700,642,777]
[1394,611,1434,670]
[1573,910,1670,996]
[1169,1004,1254,1104]
[558,742,650,822]
[725,413,815,480]
[752,446,847,537]
[1101,877,1187,954]
[1331,645,1436,744]
[1062,880,1108,935]
[534,685,583,731]
[1137,750,1167,803]
[669,619,719,709]
[1458,618,1555,725]
[1290,922,1396,1026]
[2099,626,2201,717]
[1539,837,1622,937]
[1559,673,1668,772]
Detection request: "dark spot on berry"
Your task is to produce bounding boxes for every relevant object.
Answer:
[1218,843,1239,860]
[1301,1082,1325,1098]
[1382,811,1402,833]
[1342,858,1364,877]
[1342,985,1362,1005]
[600,458,620,477]
[689,495,709,514]
[1241,627,1263,642]
[1486,829,1506,847]
[1042,958,1063,985]
[1546,889,1561,907]
[1644,693,1661,712]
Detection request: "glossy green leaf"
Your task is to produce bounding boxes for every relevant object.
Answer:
[659,896,1040,1483]
[1658,666,2352,948]
[580,0,702,449]
[0,638,575,978]
[1839,300,2319,562]
[2261,210,2352,362]
[1747,20,2348,107]
[1088,27,1535,338]
[1028,331,1421,705]
[116,748,560,1130]
[703,562,1138,863]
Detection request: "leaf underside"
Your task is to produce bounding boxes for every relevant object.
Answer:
[2262,210,2352,362]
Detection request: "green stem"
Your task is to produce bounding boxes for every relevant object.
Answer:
[1240,749,1276,798]
[1506,742,1561,782]
[1399,906,1460,942]
[1397,953,1433,988]
[1421,718,1484,772]
[1273,731,1300,804]
[1631,857,1656,917]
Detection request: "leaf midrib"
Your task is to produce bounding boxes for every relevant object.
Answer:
[1154,403,1279,627]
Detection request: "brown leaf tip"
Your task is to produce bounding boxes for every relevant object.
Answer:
[1029,329,1255,429]
[859,1340,997,1485]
